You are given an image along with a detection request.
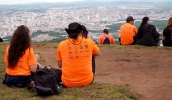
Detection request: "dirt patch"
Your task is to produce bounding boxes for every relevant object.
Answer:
[32,44,172,100]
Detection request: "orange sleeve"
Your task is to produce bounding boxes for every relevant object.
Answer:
[92,40,99,54]
[28,48,36,66]
[56,43,62,60]
[4,46,9,63]
[110,36,115,44]
[98,36,102,44]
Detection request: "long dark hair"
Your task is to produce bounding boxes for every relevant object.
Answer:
[137,17,149,39]
[81,25,88,38]
[8,25,31,68]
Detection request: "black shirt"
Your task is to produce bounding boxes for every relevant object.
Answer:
[163,25,172,46]
[136,24,159,46]
[163,25,172,39]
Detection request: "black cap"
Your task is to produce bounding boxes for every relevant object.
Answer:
[65,22,82,34]
[126,16,135,22]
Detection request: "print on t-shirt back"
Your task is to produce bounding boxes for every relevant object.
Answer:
[67,40,90,60]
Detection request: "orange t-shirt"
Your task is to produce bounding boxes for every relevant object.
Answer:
[120,23,138,45]
[57,37,99,87]
[98,34,115,44]
[4,46,36,76]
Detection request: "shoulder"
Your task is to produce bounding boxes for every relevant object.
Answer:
[25,47,34,53]
[164,25,172,31]
[59,39,68,45]
[5,45,10,52]
[86,38,95,42]
[149,24,155,27]
[120,24,126,28]
[109,35,114,38]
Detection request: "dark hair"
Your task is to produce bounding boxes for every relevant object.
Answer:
[137,17,149,39]
[126,16,135,23]
[68,27,83,40]
[81,25,88,38]
[103,29,108,34]
[8,25,31,68]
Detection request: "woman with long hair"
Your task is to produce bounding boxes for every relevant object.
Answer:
[3,25,43,87]
[163,17,172,46]
[136,17,160,46]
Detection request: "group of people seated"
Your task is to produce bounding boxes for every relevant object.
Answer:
[98,16,172,46]
[3,23,100,88]
[2,16,172,89]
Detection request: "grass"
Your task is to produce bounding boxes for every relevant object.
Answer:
[0,42,139,100]
[0,83,139,100]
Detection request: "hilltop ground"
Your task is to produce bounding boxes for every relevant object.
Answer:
[1,43,172,100]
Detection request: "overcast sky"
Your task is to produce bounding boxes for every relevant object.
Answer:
[0,0,170,4]
[0,0,84,4]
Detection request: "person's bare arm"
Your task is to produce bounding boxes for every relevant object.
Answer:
[57,60,62,68]
[29,65,37,73]
[29,54,45,73]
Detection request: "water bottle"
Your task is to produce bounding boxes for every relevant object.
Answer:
[160,40,163,47]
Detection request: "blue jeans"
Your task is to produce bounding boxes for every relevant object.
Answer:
[3,74,31,87]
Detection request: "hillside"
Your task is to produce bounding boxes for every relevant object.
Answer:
[0,43,172,100]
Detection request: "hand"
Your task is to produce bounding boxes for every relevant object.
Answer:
[159,32,163,36]
[35,54,40,61]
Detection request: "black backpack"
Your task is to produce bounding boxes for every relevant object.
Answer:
[33,66,61,96]
[103,35,110,44]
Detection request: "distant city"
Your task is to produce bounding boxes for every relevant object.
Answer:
[0,1,172,42]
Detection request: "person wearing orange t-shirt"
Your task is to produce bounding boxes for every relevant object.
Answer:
[119,16,138,45]
[81,25,96,75]
[98,29,115,44]
[56,22,100,87]
[3,25,43,87]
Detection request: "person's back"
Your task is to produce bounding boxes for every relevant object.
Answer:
[57,22,100,87]
[120,16,138,45]
[3,25,43,87]
[163,17,172,46]
[136,24,159,46]
[136,17,159,46]
[98,29,115,44]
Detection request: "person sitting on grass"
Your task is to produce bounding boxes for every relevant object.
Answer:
[119,16,138,45]
[81,25,96,75]
[163,17,172,46]
[136,17,160,46]
[56,22,100,87]
[3,25,44,88]
[98,29,115,44]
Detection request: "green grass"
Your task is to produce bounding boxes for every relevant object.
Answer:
[0,43,140,100]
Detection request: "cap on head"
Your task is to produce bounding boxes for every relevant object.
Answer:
[65,22,82,34]
[126,16,135,22]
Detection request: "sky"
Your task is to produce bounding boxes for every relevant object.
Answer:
[0,0,84,4]
[0,0,171,4]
